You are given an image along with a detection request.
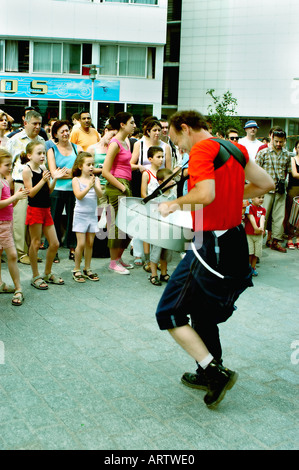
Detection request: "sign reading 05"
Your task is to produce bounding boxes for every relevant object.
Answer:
[0,79,48,94]
[0,75,120,101]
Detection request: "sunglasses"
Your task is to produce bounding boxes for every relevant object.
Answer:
[229,136,239,141]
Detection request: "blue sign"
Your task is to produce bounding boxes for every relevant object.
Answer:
[0,75,120,101]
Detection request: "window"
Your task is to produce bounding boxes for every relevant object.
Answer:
[104,1,157,4]
[4,40,29,73]
[0,41,4,71]
[33,42,82,74]
[99,45,155,78]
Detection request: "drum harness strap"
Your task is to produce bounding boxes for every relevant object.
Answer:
[142,138,247,280]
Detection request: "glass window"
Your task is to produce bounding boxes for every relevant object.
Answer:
[61,101,90,122]
[126,103,153,129]
[31,100,60,125]
[63,44,81,74]
[97,102,125,133]
[100,46,118,76]
[33,43,62,73]
[119,46,146,77]
[99,45,148,77]
[0,41,4,71]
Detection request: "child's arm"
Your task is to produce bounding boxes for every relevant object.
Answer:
[259,214,265,233]
[23,166,51,199]
[141,170,149,199]
[48,167,68,194]
[94,176,103,198]
[0,181,29,209]
[72,176,95,200]
[247,213,263,234]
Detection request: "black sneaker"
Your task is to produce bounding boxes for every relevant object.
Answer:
[181,372,208,391]
[203,360,238,408]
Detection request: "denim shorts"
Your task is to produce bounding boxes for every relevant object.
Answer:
[155,225,253,330]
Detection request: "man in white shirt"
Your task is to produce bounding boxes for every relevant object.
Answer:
[239,120,262,161]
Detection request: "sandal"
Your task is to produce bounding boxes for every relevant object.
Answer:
[53,253,60,263]
[83,269,99,281]
[72,270,86,283]
[69,250,75,261]
[11,290,24,306]
[143,262,151,273]
[31,276,48,290]
[160,273,170,282]
[0,282,15,294]
[134,257,143,266]
[43,273,64,285]
[149,275,162,286]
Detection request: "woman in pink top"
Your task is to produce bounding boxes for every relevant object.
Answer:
[102,112,139,274]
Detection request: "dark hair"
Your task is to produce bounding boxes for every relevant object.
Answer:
[226,128,239,138]
[72,152,94,177]
[169,110,208,132]
[157,168,173,182]
[148,146,163,160]
[143,119,162,136]
[79,110,91,118]
[271,127,286,139]
[72,112,80,121]
[109,112,133,130]
[51,120,71,141]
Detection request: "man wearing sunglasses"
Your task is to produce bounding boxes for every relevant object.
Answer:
[226,128,240,143]
[239,120,262,161]
[255,128,292,253]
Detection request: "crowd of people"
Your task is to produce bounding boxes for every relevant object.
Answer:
[0,107,298,306]
[0,104,298,408]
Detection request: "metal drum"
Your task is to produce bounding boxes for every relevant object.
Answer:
[289,196,299,228]
[116,197,194,252]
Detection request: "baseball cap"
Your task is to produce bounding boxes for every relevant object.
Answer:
[244,120,259,129]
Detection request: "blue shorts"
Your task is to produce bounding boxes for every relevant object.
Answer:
[155,225,253,331]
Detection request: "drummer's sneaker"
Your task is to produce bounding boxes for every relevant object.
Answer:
[108,260,130,275]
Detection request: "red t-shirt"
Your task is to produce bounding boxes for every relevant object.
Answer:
[188,138,249,231]
[244,204,266,235]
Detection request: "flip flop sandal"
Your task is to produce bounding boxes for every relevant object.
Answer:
[134,258,143,266]
[43,273,64,285]
[72,270,86,283]
[31,276,49,290]
[149,275,162,286]
[69,250,75,261]
[160,273,170,282]
[83,269,99,281]
[11,290,24,306]
[0,282,15,294]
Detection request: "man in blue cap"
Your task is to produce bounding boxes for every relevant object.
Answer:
[239,120,262,161]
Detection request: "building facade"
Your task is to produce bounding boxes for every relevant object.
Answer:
[177,0,299,145]
[1,0,167,131]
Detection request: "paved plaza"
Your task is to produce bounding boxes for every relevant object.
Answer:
[0,241,298,450]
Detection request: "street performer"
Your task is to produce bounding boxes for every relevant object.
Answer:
[156,110,275,408]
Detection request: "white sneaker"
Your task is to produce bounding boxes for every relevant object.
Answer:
[108,261,130,275]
